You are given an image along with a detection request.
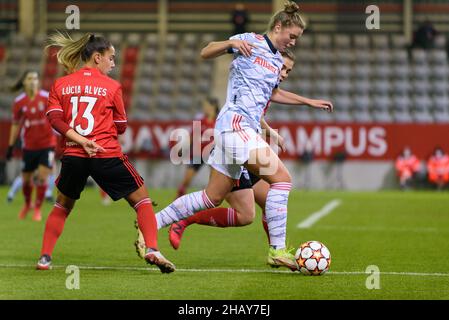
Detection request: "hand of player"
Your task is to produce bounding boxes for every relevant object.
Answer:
[270,130,286,153]
[5,146,13,161]
[229,40,255,57]
[308,99,334,113]
[81,139,106,157]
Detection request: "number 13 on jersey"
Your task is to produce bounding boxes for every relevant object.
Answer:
[69,96,98,136]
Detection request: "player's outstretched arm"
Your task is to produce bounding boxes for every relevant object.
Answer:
[271,88,334,112]
[200,40,254,59]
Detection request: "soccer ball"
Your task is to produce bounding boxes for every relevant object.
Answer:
[295,241,331,275]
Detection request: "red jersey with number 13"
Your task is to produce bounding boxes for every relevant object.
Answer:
[46,67,127,158]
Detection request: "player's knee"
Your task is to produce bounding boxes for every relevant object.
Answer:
[237,210,255,226]
[208,196,224,207]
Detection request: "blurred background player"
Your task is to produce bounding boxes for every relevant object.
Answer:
[5,70,56,221]
[36,32,175,273]
[6,172,56,203]
[395,146,421,190]
[427,147,449,190]
[175,96,219,198]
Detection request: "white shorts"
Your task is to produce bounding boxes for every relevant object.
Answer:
[207,127,269,179]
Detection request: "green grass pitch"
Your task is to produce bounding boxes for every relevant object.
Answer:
[0,186,448,300]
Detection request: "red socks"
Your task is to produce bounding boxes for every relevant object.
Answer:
[34,184,48,210]
[40,203,70,256]
[134,199,158,250]
[23,183,33,207]
[183,207,239,227]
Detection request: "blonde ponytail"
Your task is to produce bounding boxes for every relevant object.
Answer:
[46,31,111,73]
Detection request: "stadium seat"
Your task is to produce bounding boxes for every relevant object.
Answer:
[334,110,353,123]
[428,50,447,65]
[372,94,391,112]
[315,34,332,49]
[392,50,408,65]
[144,33,159,46]
[351,111,371,123]
[372,110,393,123]
[373,80,391,94]
[109,32,124,45]
[136,78,154,95]
[164,48,178,63]
[353,64,371,79]
[166,33,179,49]
[159,79,175,94]
[197,79,211,94]
[335,50,353,64]
[334,93,352,111]
[126,33,142,46]
[372,34,389,49]
[353,35,370,49]
[334,64,352,79]
[178,79,195,95]
[174,95,195,110]
[372,50,391,64]
[333,34,351,49]
[412,79,431,94]
[140,63,158,78]
[434,34,447,49]
[353,79,370,94]
[142,48,158,63]
[372,65,391,79]
[297,34,313,48]
[292,108,313,122]
[183,33,198,49]
[390,34,408,49]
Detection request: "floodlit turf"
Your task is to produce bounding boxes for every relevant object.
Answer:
[0,186,449,300]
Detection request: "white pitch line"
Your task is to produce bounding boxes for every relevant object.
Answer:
[0,264,449,277]
[297,199,342,229]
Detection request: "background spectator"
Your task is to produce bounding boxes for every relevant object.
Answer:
[395,147,421,190]
[231,3,250,35]
[427,147,449,190]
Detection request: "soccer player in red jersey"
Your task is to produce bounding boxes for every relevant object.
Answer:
[5,70,57,221]
[175,97,219,198]
[36,32,175,273]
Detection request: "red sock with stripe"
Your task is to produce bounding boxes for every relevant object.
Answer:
[40,203,70,256]
[134,198,158,250]
[182,207,239,227]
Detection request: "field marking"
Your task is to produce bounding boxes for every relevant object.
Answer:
[1,263,449,277]
[297,199,342,229]
[314,225,443,233]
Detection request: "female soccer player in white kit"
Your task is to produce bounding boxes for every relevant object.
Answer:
[155,2,333,268]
